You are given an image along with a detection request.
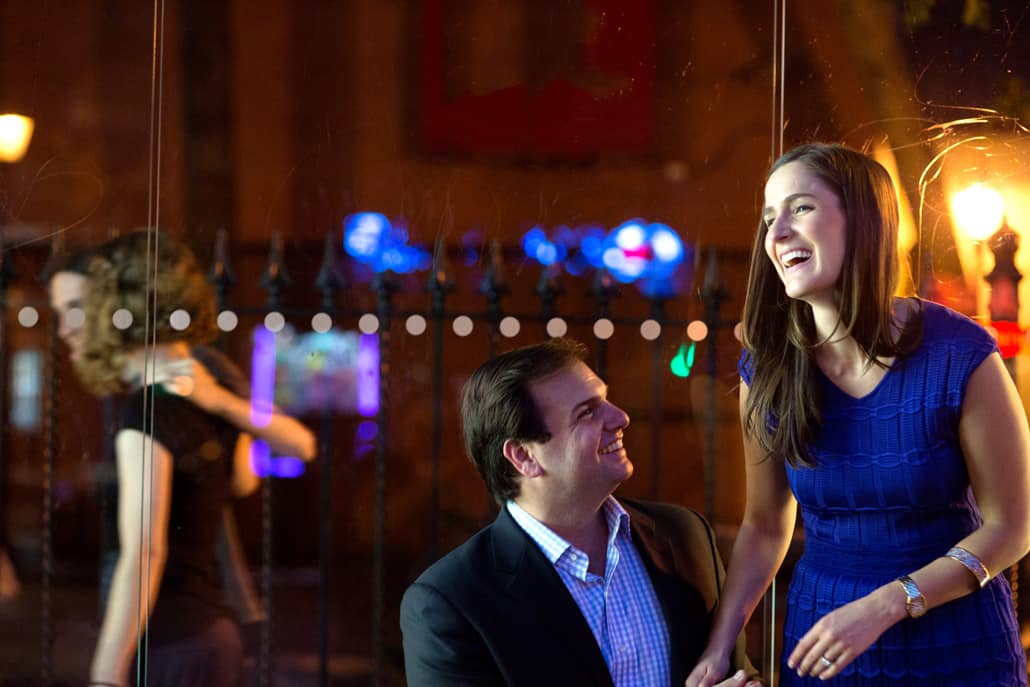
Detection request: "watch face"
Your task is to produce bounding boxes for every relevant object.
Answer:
[897,576,927,618]
[908,596,927,618]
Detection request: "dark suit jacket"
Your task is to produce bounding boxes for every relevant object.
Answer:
[400,498,755,686]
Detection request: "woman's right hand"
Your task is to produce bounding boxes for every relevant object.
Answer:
[155,357,229,414]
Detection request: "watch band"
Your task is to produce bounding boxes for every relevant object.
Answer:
[895,574,927,618]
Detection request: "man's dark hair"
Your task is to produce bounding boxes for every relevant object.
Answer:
[460,338,587,505]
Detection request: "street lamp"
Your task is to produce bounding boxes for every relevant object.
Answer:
[952,182,1026,619]
[951,183,1006,322]
[985,222,1023,366]
[0,114,34,163]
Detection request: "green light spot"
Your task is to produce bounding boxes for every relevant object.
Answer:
[670,341,696,378]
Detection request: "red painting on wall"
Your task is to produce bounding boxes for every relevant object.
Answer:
[419,0,656,156]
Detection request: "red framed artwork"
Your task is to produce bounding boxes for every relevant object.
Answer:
[419,0,656,156]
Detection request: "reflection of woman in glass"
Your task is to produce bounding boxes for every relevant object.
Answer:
[74,232,254,686]
[49,238,315,624]
[687,144,1029,686]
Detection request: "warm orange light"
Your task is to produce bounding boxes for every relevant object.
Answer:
[951,183,1005,242]
[0,114,34,163]
[686,319,708,342]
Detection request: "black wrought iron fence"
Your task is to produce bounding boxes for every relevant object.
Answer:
[0,229,749,686]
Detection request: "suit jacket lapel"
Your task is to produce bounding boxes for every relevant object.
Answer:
[627,502,712,685]
[627,505,684,682]
[491,507,614,687]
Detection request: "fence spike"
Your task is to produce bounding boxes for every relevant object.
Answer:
[0,229,18,291]
[372,268,399,303]
[478,239,509,299]
[259,231,293,309]
[591,265,621,303]
[315,230,346,310]
[478,239,508,358]
[427,236,455,299]
[535,263,564,319]
[208,228,237,304]
[701,246,729,306]
[38,231,65,283]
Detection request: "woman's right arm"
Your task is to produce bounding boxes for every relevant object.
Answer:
[160,357,317,461]
[686,381,797,687]
[90,430,174,685]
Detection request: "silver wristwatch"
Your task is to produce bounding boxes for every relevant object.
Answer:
[895,574,927,618]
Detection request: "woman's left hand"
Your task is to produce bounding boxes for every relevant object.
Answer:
[786,586,904,680]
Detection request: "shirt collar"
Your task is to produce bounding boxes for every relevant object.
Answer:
[506,496,632,568]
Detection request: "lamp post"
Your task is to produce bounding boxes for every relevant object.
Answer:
[951,183,1006,322]
[985,222,1023,378]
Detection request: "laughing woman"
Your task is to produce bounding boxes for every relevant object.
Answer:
[686,144,1029,686]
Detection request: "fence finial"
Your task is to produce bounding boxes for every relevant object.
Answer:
[209,228,237,305]
[535,263,564,319]
[38,231,65,283]
[0,229,17,292]
[701,246,728,307]
[315,230,346,310]
[591,265,621,307]
[260,231,293,309]
[478,239,509,299]
[427,236,455,299]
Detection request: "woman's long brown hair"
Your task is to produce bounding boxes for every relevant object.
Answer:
[740,144,922,467]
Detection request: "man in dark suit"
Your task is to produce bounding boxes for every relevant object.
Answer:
[401,338,761,687]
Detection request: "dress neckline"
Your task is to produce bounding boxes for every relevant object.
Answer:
[816,359,895,402]
[813,297,925,401]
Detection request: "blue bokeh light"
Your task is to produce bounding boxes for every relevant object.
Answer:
[343,212,431,274]
[650,224,684,265]
[519,220,689,292]
[344,212,390,260]
[599,219,691,294]
[614,221,647,251]
[521,226,568,267]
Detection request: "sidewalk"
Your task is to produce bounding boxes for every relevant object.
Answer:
[0,570,404,686]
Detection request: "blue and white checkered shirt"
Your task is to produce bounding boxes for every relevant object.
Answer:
[507,498,671,687]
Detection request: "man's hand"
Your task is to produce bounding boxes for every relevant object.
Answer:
[685,652,729,687]
[687,659,763,687]
[711,669,763,687]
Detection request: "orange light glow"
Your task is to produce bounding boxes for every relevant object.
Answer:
[0,114,34,163]
[951,183,1005,242]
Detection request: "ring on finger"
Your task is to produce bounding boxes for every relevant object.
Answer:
[818,656,833,669]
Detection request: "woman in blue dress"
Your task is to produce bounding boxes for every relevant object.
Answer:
[686,143,1029,686]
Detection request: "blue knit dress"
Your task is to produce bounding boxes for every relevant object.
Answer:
[741,300,1026,686]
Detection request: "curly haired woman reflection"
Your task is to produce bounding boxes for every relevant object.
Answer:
[73,231,255,686]
[49,237,314,630]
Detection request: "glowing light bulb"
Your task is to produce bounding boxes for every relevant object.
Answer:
[951,184,1005,242]
[0,114,34,162]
